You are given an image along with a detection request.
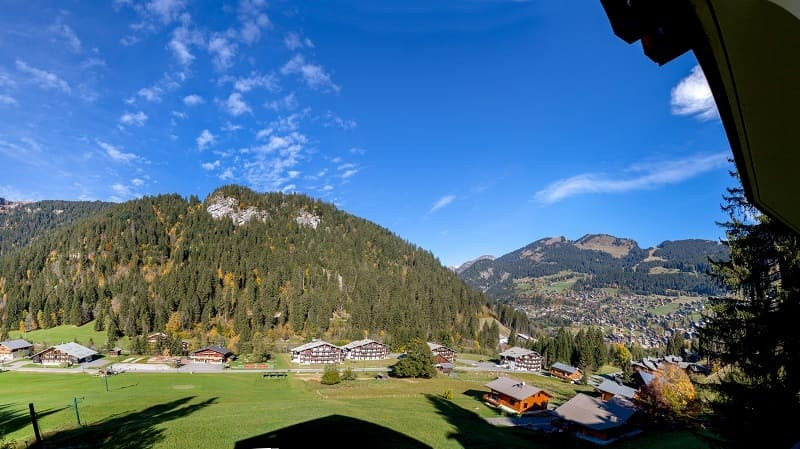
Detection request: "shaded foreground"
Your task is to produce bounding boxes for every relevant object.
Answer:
[0,372,716,449]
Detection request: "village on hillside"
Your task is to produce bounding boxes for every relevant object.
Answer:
[1,326,709,447]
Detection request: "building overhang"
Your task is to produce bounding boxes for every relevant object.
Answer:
[601,0,800,232]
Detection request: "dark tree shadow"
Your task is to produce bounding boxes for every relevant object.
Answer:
[0,403,66,436]
[425,395,579,449]
[35,396,217,449]
[234,414,432,449]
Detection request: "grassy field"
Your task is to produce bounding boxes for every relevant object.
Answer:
[8,321,130,349]
[0,370,717,449]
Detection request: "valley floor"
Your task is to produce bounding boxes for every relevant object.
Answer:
[0,371,716,449]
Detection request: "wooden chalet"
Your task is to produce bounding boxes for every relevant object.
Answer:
[484,376,551,414]
[191,346,232,364]
[146,332,168,347]
[32,342,97,366]
[553,393,637,443]
[499,346,543,372]
[342,339,388,360]
[290,340,344,364]
[427,342,455,364]
[550,362,583,382]
[0,339,33,362]
[589,376,638,401]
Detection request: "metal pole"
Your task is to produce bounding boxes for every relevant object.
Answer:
[73,397,81,426]
[28,403,42,444]
[104,374,109,392]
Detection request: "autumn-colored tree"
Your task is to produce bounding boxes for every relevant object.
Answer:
[639,364,698,418]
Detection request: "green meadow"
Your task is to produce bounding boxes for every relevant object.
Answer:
[0,370,716,449]
[8,321,129,349]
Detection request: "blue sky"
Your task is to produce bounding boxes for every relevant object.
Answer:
[0,1,732,267]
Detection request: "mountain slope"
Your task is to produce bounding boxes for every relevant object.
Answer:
[0,186,488,348]
[459,233,728,299]
[0,199,112,257]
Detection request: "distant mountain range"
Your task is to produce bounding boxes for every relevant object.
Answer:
[457,234,729,300]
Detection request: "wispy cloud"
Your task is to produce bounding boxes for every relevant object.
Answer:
[231,71,279,93]
[265,92,297,111]
[208,34,237,71]
[224,92,250,116]
[97,140,138,162]
[430,194,456,213]
[183,94,204,105]
[237,0,271,45]
[535,152,729,204]
[196,129,215,150]
[119,111,148,127]
[281,54,339,93]
[15,60,71,94]
[324,111,357,130]
[0,95,17,106]
[202,160,220,170]
[671,65,718,121]
[49,22,82,53]
[284,32,314,51]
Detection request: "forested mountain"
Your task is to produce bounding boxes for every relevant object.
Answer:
[0,199,111,257]
[459,234,729,300]
[0,186,491,350]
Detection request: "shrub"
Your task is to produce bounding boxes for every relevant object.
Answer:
[321,364,341,385]
[342,367,356,381]
[441,388,454,400]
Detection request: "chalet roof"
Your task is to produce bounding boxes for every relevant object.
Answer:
[663,355,683,363]
[485,376,550,402]
[589,376,637,400]
[342,339,384,350]
[636,371,656,386]
[45,342,97,360]
[193,345,231,355]
[0,339,33,351]
[499,346,539,359]
[427,342,452,352]
[291,340,341,352]
[551,362,581,374]
[554,393,636,431]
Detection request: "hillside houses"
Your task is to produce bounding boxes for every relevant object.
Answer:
[550,362,583,382]
[553,393,637,444]
[191,346,232,364]
[427,342,455,363]
[32,342,97,366]
[499,346,543,372]
[0,339,33,362]
[342,339,389,360]
[291,340,345,364]
[484,376,551,413]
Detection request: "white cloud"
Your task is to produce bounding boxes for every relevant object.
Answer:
[219,167,234,180]
[119,111,148,127]
[0,95,17,106]
[265,92,298,111]
[131,178,144,186]
[222,122,242,132]
[209,35,237,71]
[49,22,82,53]
[238,0,271,44]
[284,32,314,51]
[232,72,278,92]
[202,160,220,170]
[169,21,203,66]
[281,54,339,93]
[240,131,308,191]
[183,94,204,105]
[196,129,215,150]
[322,184,334,191]
[97,140,138,162]
[430,195,456,213]
[324,111,356,129]
[341,169,358,179]
[671,65,719,121]
[15,60,71,94]
[147,0,187,24]
[535,152,730,204]
[256,128,272,140]
[138,86,161,102]
[224,92,251,116]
